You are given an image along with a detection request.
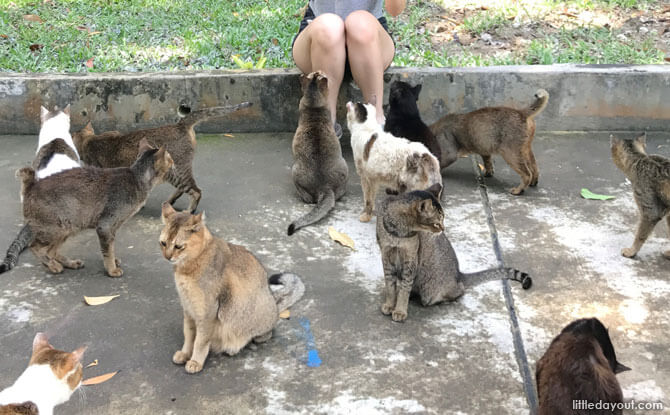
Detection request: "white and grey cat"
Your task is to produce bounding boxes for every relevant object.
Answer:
[34,105,81,180]
[0,333,86,415]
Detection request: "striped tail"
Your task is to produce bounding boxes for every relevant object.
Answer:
[268,272,305,312]
[0,224,34,274]
[287,188,335,235]
[177,102,253,128]
[459,267,532,289]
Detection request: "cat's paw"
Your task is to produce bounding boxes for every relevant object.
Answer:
[391,309,407,322]
[185,359,203,374]
[509,187,524,196]
[172,351,190,365]
[359,212,372,222]
[106,267,124,278]
[484,169,494,177]
[67,259,85,269]
[381,303,394,315]
[621,247,637,258]
[47,260,63,274]
[115,258,121,267]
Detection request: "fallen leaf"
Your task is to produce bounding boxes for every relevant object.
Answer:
[232,12,239,17]
[23,14,43,23]
[82,371,118,386]
[86,359,98,368]
[29,44,43,52]
[665,56,670,62]
[580,188,615,201]
[85,57,94,68]
[76,25,88,31]
[84,295,119,306]
[223,133,234,138]
[279,310,290,319]
[478,163,485,171]
[0,34,8,39]
[271,38,279,46]
[328,226,355,250]
[88,31,101,36]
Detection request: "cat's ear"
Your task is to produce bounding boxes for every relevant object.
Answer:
[614,361,631,374]
[299,73,310,91]
[317,74,328,93]
[40,106,49,123]
[188,212,205,232]
[635,132,647,145]
[138,138,154,153]
[32,332,52,354]
[62,104,71,116]
[413,199,432,214]
[71,346,87,363]
[161,201,176,223]
[368,94,377,107]
[406,153,420,173]
[426,183,442,199]
[412,84,422,100]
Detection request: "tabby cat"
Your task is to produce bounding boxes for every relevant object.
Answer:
[160,203,305,373]
[0,139,173,277]
[73,102,251,212]
[0,333,85,415]
[376,186,531,322]
[611,133,670,259]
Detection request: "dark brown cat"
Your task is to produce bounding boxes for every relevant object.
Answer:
[536,318,630,415]
[73,102,251,212]
[0,139,173,277]
[611,133,670,259]
[0,402,38,415]
[430,89,549,195]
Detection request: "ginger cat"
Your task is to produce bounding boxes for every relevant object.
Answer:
[160,203,305,373]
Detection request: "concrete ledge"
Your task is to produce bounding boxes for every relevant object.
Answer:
[0,65,669,135]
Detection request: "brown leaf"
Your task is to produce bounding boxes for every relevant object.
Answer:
[271,38,279,46]
[665,56,670,62]
[84,294,118,305]
[23,14,43,23]
[223,133,234,138]
[85,57,94,69]
[29,44,43,52]
[85,359,99,368]
[478,163,485,171]
[0,34,8,38]
[76,25,88,31]
[328,226,355,250]
[88,31,101,36]
[82,371,118,386]
[279,310,290,319]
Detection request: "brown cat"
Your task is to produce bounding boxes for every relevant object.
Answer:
[288,71,348,235]
[0,139,173,277]
[536,318,630,415]
[611,133,670,259]
[160,203,305,373]
[0,333,86,415]
[73,102,251,212]
[430,89,549,195]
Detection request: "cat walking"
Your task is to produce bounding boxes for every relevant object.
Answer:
[160,203,305,373]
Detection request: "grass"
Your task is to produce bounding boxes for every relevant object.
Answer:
[0,0,666,72]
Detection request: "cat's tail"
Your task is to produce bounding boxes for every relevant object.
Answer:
[0,224,34,274]
[287,189,335,235]
[458,267,532,290]
[177,102,253,128]
[269,272,305,312]
[523,89,549,119]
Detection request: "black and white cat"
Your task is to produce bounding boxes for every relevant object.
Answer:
[35,105,81,180]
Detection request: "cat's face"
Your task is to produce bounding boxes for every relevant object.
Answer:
[409,190,444,233]
[299,71,329,108]
[389,81,422,109]
[160,203,206,265]
[610,133,647,167]
[346,102,377,130]
[29,333,86,402]
[561,318,631,374]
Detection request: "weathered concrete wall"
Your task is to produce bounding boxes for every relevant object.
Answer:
[0,65,668,135]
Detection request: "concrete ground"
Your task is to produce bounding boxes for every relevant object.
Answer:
[0,131,668,414]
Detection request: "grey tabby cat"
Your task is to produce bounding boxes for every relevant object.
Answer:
[376,185,532,322]
[611,132,670,258]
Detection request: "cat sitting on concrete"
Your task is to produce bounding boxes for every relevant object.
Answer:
[347,101,442,223]
[376,185,531,322]
[536,318,630,415]
[611,133,670,259]
[161,203,305,373]
[34,105,81,180]
[430,89,549,195]
[384,81,442,164]
[288,71,348,235]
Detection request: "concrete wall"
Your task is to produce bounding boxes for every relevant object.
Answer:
[0,65,668,135]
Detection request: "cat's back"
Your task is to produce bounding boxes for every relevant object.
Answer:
[418,231,459,275]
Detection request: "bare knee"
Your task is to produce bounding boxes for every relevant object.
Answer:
[310,14,345,48]
[344,11,379,45]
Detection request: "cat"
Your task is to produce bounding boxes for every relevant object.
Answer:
[0,402,38,415]
[0,139,173,277]
[347,101,442,223]
[160,203,305,373]
[376,185,531,322]
[34,105,81,180]
[288,71,348,235]
[72,102,252,213]
[611,132,670,259]
[0,333,86,415]
[536,318,631,415]
[430,89,549,195]
[384,81,442,164]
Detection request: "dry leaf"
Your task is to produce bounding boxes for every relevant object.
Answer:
[76,25,88,31]
[665,56,670,62]
[85,57,94,68]
[478,163,485,171]
[0,34,8,39]
[88,31,101,36]
[23,14,43,23]
[328,226,355,250]
[29,44,43,53]
[279,310,290,319]
[232,12,239,17]
[84,295,119,306]
[271,38,279,46]
[86,359,99,368]
[223,133,234,138]
[82,371,118,386]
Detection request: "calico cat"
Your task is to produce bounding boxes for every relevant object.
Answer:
[0,139,173,277]
[430,89,549,195]
[160,203,305,373]
[376,186,531,322]
[536,318,631,415]
[347,101,442,223]
[384,81,442,164]
[72,102,251,213]
[611,133,670,259]
[35,105,80,180]
[288,71,348,235]
[0,333,86,415]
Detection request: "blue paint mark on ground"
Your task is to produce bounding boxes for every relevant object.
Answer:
[298,317,322,368]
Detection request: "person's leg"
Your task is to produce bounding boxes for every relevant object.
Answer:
[292,13,346,124]
[344,11,395,124]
